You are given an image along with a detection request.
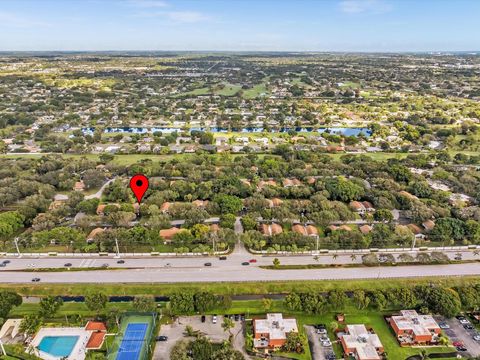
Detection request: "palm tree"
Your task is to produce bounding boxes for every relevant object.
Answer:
[473,250,479,256]
[332,254,338,260]
[350,254,357,261]
[313,255,319,262]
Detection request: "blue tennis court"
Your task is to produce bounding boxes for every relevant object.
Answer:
[116,323,148,360]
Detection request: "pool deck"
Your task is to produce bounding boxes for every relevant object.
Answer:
[30,327,91,360]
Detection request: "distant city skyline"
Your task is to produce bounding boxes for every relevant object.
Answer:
[1,0,479,52]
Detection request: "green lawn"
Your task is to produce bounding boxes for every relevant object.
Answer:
[10,302,137,317]
[242,83,268,99]
[1,276,479,296]
[214,83,242,96]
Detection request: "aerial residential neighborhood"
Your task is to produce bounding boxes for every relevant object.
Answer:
[1,0,480,360]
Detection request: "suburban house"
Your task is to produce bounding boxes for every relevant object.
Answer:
[253,313,298,351]
[349,201,375,215]
[339,324,384,360]
[73,180,85,192]
[292,224,318,237]
[259,223,283,236]
[87,228,105,242]
[159,227,183,242]
[389,310,441,345]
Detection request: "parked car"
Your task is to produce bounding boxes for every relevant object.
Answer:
[456,315,466,321]
[31,277,41,282]
[456,346,467,352]
[219,256,227,260]
[249,259,257,263]
[64,263,72,267]
[234,314,240,321]
[117,260,125,264]
[459,319,471,325]
[212,315,217,324]
[326,353,336,360]
[321,340,332,347]
[464,323,474,330]
[473,334,480,341]
[438,322,450,329]
[241,262,250,266]
[240,314,245,321]
[201,315,206,323]
[204,262,212,267]
[156,336,168,341]
[453,341,464,347]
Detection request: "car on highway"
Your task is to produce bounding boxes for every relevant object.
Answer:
[31,277,40,282]
[64,263,72,267]
[164,263,172,267]
[2,260,10,264]
[101,263,109,268]
[212,315,217,324]
[156,336,168,341]
[204,262,212,267]
[0,263,6,268]
[454,255,462,260]
[249,259,257,263]
[117,260,125,264]
[241,262,250,266]
[201,315,206,323]
[219,256,227,260]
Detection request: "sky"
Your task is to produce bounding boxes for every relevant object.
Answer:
[0,0,479,52]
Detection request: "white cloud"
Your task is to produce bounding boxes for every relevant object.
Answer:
[339,0,392,14]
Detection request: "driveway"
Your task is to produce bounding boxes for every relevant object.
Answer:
[436,316,480,357]
[305,325,324,360]
[153,315,248,360]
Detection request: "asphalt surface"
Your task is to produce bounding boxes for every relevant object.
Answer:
[0,262,480,283]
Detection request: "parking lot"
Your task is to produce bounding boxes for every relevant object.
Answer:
[153,315,247,360]
[304,325,336,360]
[436,315,480,358]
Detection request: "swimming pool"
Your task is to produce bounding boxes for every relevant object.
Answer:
[38,335,79,357]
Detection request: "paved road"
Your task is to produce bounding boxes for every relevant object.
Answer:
[85,178,115,199]
[2,249,478,270]
[1,262,480,284]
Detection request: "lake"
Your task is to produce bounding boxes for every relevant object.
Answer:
[81,127,372,137]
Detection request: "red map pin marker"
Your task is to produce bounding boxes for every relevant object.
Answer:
[130,174,149,204]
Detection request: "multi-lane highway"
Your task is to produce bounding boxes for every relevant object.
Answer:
[0,249,479,283]
[0,262,479,283]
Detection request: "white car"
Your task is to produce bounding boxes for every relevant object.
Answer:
[321,340,332,347]
[459,319,470,325]
[212,315,217,324]
[473,334,480,341]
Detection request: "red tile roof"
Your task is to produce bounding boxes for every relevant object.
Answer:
[86,332,106,349]
[85,321,107,331]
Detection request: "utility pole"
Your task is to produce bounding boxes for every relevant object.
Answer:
[411,234,416,250]
[115,238,120,258]
[315,236,319,254]
[14,237,21,257]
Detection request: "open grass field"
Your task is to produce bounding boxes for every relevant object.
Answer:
[1,276,479,296]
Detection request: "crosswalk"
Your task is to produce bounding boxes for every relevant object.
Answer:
[78,259,97,268]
